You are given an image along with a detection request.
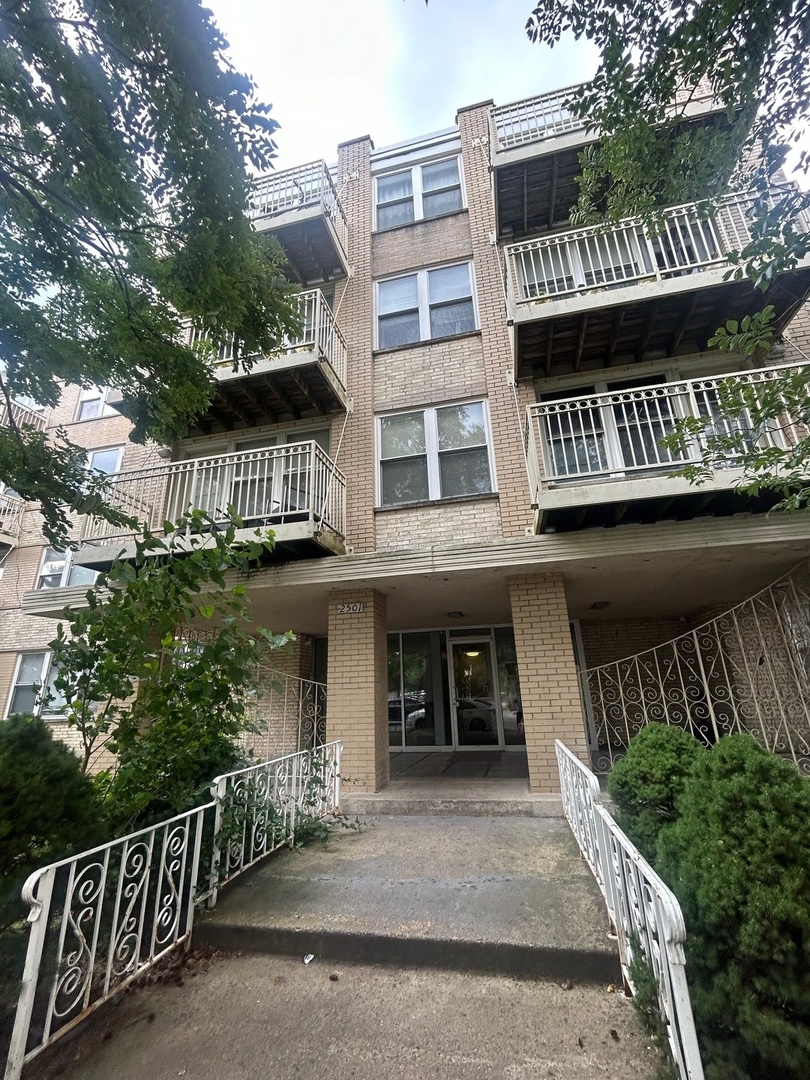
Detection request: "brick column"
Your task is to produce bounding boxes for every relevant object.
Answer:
[509,572,589,792]
[326,588,389,791]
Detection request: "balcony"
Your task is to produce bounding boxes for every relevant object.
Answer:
[73,441,346,566]
[186,290,348,436]
[248,161,349,285]
[0,491,24,547]
[525,363,805,532]
[1,399,46,432]
[491,80,722,240]
[505,193,810,378]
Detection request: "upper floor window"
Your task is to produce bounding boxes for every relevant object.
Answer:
[377,263,476,350]
[375,158,464,230]
[5,651,64,718]
[88,446,123,476]
[76,385,118,422]
[378,400,494,506]
[37,548,98,590]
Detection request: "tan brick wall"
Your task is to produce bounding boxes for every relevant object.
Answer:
[241,635,319,760]
[579,618,688,669]
[325,588,388,791]
[783,304,810,361]
[372,211,473,278]
[375,496,501,551]
[509,572,589,792]
[373,335,488,412]
[336,137,377,555]
[457,103,535,539]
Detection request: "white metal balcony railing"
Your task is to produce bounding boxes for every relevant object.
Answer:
[2,398,47,432]
[187,289,348,392]
[492,77,715,153]
[0,490,25,541]
[506,193,757,308]
[79,442,347,546]
[555,742,704,1080]
[247,160,348,256]
[525,362,805,498]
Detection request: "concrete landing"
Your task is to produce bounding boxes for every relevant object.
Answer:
[341,781,562,818]
[196,815,619,984]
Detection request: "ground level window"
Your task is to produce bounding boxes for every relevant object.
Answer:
[5,651,64,718]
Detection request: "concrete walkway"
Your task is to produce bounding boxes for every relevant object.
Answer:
[24,815,663,1080]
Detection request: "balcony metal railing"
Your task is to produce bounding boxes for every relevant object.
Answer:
[79,442,346,546]
[0,491,25,541]
[1,399,47,432]
[247,160,348,256]
[188,289,348,391]
[506,193,756,307]
[525,362,805,500]
[492,78,715,153]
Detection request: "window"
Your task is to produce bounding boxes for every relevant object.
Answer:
[375,158,463,230]
[37,548,98,590]
[76,386,118,421]
[377,264,476,349]
[88,446,123,476]
[378,401,493,505]
[5,651,64,718]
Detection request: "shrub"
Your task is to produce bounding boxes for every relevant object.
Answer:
[657,735,810,1080]
[607,722,706,860]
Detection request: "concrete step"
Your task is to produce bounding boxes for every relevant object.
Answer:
[196,815,620,985]
[341,787,563,818]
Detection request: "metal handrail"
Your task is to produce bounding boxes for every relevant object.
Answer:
[1,399,47,432]
[247,160,348,255]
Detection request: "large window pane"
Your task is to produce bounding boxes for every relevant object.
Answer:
[379,311,420,349]
[422,160,459,192]
[378,201,415,230]
[388,635,403,747]
[428,264,470,303]
[437,403,486,450]
[380,412,426,458]
[38,548,67,589]
[439,448,492,497]
[495,628,525,746]
[423,188,463,218]
[379,275,418,315]
[381,458,429,504]
[89,448,120,475]
[402,631,450,747]
[378,171,413,204]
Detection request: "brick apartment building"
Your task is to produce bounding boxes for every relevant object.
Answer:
[2,83,810,791]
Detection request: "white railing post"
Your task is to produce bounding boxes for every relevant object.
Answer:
[207,775,228,910]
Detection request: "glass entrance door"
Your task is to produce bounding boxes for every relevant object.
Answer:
[450,640,502,747]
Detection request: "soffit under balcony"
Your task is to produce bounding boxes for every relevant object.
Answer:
[186,359,347,438]
[515,269,810,380]
[255,214,348,287]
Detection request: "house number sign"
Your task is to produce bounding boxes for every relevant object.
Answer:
[337,602,365,614]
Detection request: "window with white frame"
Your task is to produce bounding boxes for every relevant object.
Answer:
[375,158,463,230]
[88,446,123,476]
[5,651,65,717]
[36,548,98,590]
[76,385,119,421]
[377,263,476,350]
[378,401,494,506]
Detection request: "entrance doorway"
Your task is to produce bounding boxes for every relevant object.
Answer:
[388,626,525,752]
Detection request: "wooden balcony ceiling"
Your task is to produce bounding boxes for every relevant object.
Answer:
[259,217,346,287]
[542,484,784,534]
[516,270,810,379]
[495,147,582,239]
[187,361,343,437]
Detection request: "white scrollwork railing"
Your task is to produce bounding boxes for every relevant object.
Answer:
[244,667,327,760]
[0,491,25,541]
[584,563,810,775]
[79,441,347,546]
[526,362,805,496]
[208,741,342,905]
[248,160,348,256]
[555,741,704,1080]
[4,742,343,1080]
[187,288,347,391]
[506,193,757,307]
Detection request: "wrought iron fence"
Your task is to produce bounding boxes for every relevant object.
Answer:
[525,361,804,497]
[506,193,756,306]
[584,563,810,775]
[244,667,327,759]
[3,742,343,1080]
[555,741,704,1080]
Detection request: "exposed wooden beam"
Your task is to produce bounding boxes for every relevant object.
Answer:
[668,293,700,356]
[605,308,626,366]
[290,369,324,413]
[544,323,555,377]
[609,502,629,527]
[548,155,559,229]
[238,382,277,425]
[574,314,589,372]
[261,374,300,420]
[636,301,660,362]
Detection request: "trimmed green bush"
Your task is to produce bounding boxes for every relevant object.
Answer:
[657,735,810,1080]
[607,722,706,861]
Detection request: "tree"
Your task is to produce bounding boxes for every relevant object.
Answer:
[526,0,810,509]
[0,0,301,546]
[47,511,291,830]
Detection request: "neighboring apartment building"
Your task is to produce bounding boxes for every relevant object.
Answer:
[2,83,810,791]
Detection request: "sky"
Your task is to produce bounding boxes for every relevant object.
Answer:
[205,0,600,169]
